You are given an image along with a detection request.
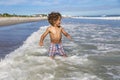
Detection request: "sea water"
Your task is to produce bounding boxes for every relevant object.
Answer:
[0,18,120,80]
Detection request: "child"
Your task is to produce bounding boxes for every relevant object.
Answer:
[39,12,72,59]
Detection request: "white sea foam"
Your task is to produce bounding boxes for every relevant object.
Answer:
[72,16,120,20]
[103,65,120,80]
[0,25,102,80]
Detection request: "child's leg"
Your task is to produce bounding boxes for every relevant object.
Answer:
[58,43,67,58]
[50,56,55,59]
[62,54,67,57]
[49,43,55,59]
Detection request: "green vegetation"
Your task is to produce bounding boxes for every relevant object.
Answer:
[0,13,31,17]
[0,13,47,17]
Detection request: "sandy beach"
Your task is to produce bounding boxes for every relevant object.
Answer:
[0,17,47,26]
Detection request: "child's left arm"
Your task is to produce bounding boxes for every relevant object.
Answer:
[61,28,72,41]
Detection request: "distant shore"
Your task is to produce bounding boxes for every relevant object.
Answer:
[0,17,47,27]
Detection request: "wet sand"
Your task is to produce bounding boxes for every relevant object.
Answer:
[0,17,47,27]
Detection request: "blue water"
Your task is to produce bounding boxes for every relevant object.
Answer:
[0,20,48,58]
[0,18,120,80]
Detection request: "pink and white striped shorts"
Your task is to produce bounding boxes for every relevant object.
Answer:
[48,43,66,56]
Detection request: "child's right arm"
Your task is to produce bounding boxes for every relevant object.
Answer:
[39,27,50,46]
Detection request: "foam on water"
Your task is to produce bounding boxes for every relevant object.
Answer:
[62,22,120,80]
[72,16,120,20]
[103,65,120,80]
[1,17,120,79]
[0,25,102,80]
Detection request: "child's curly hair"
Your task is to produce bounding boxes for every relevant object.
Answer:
[48,12,62,26]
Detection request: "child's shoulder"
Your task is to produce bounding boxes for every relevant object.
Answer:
[47,26,52,29]
[46,26,52,31]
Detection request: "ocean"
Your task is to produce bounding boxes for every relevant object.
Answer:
[0,18,120,80]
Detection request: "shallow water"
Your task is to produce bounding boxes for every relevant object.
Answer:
[0,20,48,58]
[0,18,120,80]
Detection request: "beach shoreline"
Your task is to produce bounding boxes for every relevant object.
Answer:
[0,17,47,27]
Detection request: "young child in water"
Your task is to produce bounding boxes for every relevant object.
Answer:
[39,12,72,59]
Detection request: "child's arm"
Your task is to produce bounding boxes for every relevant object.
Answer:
[61,28,72,41]
[39,27,50,46]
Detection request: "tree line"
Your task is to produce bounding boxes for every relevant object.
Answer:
[0,13,33,17]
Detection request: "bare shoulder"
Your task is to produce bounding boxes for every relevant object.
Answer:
[49,26,54,28]
[46,26,51,30]
[46,26,53,33]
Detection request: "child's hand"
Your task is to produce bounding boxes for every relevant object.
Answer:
[69,37,72,41]
[67,36,73,41]
[39,42,44,46]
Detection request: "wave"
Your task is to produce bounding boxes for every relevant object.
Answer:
[72,16,120,20]
[0,25,102,80]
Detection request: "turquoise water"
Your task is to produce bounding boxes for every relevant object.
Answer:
[0,18,120,80]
